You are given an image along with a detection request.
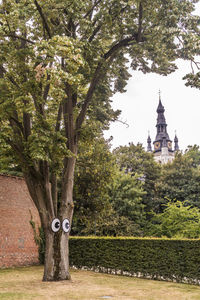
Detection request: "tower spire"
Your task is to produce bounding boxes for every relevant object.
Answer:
[151,93,179,164]
[174,131,179,151]
[153,93,172,153]
[147,131,152,152]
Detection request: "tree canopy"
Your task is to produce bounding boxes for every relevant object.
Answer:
[72,130,116,235]
[113,143,161,214]
[156,150,200,209]
[149,200,200,238]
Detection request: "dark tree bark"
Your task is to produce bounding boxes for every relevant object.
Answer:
[24,153,77,281]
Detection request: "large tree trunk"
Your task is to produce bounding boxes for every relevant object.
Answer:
[43,228,71,281]
[24,155,76,281]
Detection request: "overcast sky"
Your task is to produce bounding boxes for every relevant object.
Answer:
[104,5,200,152]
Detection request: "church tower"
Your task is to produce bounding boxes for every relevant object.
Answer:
[147,93,179,164]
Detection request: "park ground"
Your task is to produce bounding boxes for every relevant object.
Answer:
[0,266,200,300]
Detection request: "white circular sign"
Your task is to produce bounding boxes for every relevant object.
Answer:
[62,218,70,233]
[51,218,61,232]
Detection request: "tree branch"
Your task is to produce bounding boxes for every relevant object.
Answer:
[43,66,52,101]
[33,0,52,39]
[76,35,138,132]
[5,139,25,163]
[2,34,35,44]
[42,160,55,218]
[23,110,31,140]
[0,65,20,88]
[63,97,68,141]
[104,36,136,60]
[0,65,5,78]
[55,103,62,132]
[32,94,45,116]
[63,10,77,38]
[75,61,102,131]
[51,173,57,215]
[137,2,143,42]
[9,116,24,135]
[88,23,102,42]
[63,83,75,151]
[87,4,129,43]
[83,0,102,20]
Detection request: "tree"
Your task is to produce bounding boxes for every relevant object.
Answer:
[113,143,161,215]
[73,140,146,236]
[149,200,200,238]
[156,152,200,209]
[0,0,198,281]
[81,169,146,236]
[106,171,146,236]
[72,129,116,235]
[184,145,200,168]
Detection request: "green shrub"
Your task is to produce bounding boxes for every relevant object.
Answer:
[149,201,200,238]
[33,232,200,284]
[69,237,200,284]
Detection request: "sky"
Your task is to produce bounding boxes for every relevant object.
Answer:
[104,60,200,152]
[104,5,200,152]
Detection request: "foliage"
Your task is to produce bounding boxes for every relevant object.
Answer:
[156,152,200,209]
[106,170,146,236]
[77,207,142,237]
[113,143,161,214]
[149,201,200,238]
[72,130,116,235]
[184,145,200,168]
[72,135,146,236]
[83,170,146,237]
[0,139,23,176]
[74,142,200,237]
[69,236,200,285]
[184,71,200,90]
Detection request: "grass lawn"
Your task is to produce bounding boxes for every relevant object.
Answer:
[0,266,200,300]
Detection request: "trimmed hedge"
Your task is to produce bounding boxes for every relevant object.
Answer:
[69,237,200,284]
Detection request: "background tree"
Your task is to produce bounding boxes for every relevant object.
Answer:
[0,0,198,281]
[149,200,200,238]
[156,151,200,210]
[78,169,146,237]
[103,170,146,236]
[72,126,116,235]
[113,143,161,215]
[184,145,200,168]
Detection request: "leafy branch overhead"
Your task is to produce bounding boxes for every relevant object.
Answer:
[0,0,199,168]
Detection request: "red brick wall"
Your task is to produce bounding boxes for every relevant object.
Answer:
[0,175,40,268]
